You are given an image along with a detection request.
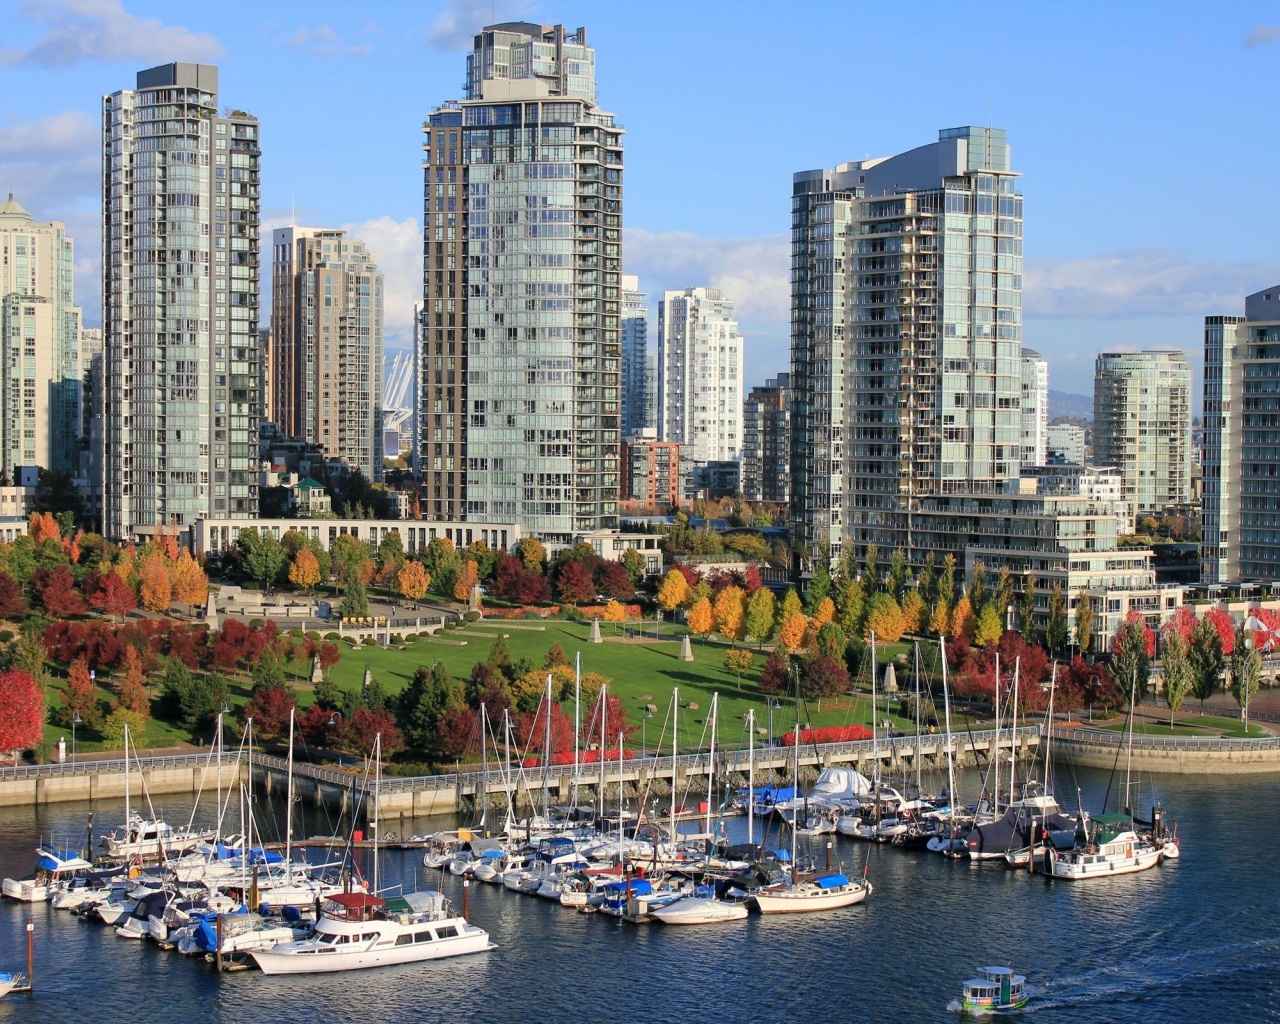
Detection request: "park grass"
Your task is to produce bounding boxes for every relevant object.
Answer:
[1100,714,1269,739]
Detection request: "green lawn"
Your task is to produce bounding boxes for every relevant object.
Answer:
[1100,714,1269,739]
[326,621,929,752]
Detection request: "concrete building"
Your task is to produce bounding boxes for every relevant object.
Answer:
[0,194,84,479]
[1093,350,1192,520]
[620,432,680,510]
[742,373,791,504]
[691,459,741,499]
[620,275,652,438]
[658,287,743,465]
[1028,463,1133,535]
[76,327,104,524]
[417,23,623,544]
[791,126,1023,567]
[1020,348,1048,470]
[271,226,385,480]
[195,516,520,562]
[102,63,261,538]
[1047,423,1086,465]
[1201,286,1280,583]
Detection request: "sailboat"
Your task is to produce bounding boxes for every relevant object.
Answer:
[251,733,496,974]
[749,725,873,914]
[1043,696,1172,880]
[926,636,969,857]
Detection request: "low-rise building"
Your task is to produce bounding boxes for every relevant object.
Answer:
[194,517,521,561]
[621,433,680,511]
[1047,423,1087,466]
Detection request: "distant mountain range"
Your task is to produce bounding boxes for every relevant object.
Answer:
[1048,389,1092,421]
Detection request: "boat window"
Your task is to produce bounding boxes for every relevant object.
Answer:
[395,934,413,946]
[361,932,377,942]
[437,925,458,938]
[414,930,435,943]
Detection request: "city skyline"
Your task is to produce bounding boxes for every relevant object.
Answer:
[3,1,1280,398]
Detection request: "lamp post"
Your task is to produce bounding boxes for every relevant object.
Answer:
[71,713,81,764]
[766,698,781,747]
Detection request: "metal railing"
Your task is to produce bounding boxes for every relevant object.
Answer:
[0,752,240,781]
[1056,728,1280,752]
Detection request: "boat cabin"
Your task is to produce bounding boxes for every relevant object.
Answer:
[322,892,387,924]
[962,966,1026,1010]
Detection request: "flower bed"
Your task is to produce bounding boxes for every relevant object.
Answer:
[522,749,637,768]
[779,724,874,746]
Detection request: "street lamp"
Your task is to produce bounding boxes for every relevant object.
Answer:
[71,712,81,764]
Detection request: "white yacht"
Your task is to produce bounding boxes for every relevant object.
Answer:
[749,871,873,914]
[100,814,214,861]
[2,847,95,902]
[251,891,494,975]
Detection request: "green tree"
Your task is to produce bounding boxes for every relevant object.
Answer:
[863,543,880,595]
[937,554,956,611]
[238,528,287,587]
[340,574,370,618]
[969,560,988,612]
[1189,615,1225,711]
[1111,614,1152,705]
[776,588,802,633]
[974,602,1003,648]
[1229,621,1263,725]
[1160,628,1192,729]
[1074,598,1093,657]
[805,556,832,614]
[723,648,754,688]
[487,635,513,681]
[916,552,937,607]
[886,548,908,602]
[744,587,776,648]
[252,648,287,692]
[396,662,458,756]
[1045,584,1068,654]
[422,537,462,597]
[621,547,645,585]
[835,573,865,639]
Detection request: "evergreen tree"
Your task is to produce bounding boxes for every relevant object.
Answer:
[340,574,370,618]
[1189,615,1225,711]
[1045,583,1068,654]
[805,556,832,614]
[886,548,908,602]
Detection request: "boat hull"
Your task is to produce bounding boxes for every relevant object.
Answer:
[1,879,51,902]
[250,929,494,975]
[1046,845,1162,879]
[751,881,871,914]
[651,897,748,925]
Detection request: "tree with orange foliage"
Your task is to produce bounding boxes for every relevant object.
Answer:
[137,550,172,613]
[357,558,377,586]
[64,655,98,727]
[171,548,209,611]
[153,522,180,562]
[288,548,321,595]
[687,596,715,636]
[397,560,430,606]
[949,595,975,641]
[777,612,809,653]
[28,511,60,545]
[115,646,151,723]
[453,559,479,603]
[811,596,836,629]
[63,529,83,564]
[713,584,746,641]
[112,548,136,584]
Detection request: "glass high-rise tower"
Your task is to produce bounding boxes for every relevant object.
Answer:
[102,63,260,539]
[791,127,1023,567]
[417,22,623,544]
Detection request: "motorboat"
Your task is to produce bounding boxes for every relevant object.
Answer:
[959,965,1028,1013]
[177,908,310,956]
[2,847,96,902]
[100,814,215,862]
[1043,813,1165,880]
[749,871,872,914]
[250,891,494,975]
[964,787,1077,862]
[598,876,692,918]
[651,886,747,925]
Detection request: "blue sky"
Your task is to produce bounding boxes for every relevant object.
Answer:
[2,0,1279,399]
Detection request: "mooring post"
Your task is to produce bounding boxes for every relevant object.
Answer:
[215,912,223,973]
[25,918,33,995]
[462,878,470,921]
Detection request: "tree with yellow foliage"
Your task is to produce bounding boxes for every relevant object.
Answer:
[900,590,926,635]
[397,560,430,606]
[776,588,803,634]
[687,596,714,636]
[928,600,950,637]
[137,549,172,614]
[656,569,690,613]
[603,599,627,622]
[811,596,836,628]
[777,612,809,653]
[288,547,322,595]
[949,595,976,640]
[713,585,746,641]
[171,548,209,611]
[864,593,906,643]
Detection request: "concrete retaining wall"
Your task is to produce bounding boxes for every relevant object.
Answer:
[1055,738,1280,774]
[0,763,242,808]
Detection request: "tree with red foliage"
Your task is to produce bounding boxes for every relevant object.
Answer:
[1204,606,1236,655]
[1060,655,1121,716]
[799,654,848,698]
[437,707,479,760]
[494,555,532,603]
[759,648,792,695]
[555,559,595,604]
[212,619,251,672]
[166,624,208,670]
[0,669,44,761]
[0,571,28,620]
[516,700,574,756]
[594,560,634,602]
[742,565,763,595]
[672,562,701,591]
[317,641,341,674]
[36,565,87,618]
[244,621,280,666]
[944,633,972,668]
[1163,605,1198,644]
[586,691,639,747]
[90,572,137,621]
[298,703,335,747]
[83,621,125,669]
[705,568,736,595]
[242,683,296,741]
[996,631,1052,699]
[338,706,404,757]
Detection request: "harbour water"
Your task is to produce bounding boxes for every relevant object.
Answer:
[0,765,1276,1022]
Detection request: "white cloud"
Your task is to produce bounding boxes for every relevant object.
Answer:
[426,0,536,51]
[0,110,100,214]
[1024,249,1280,318]
[340,216,420,350]
[623,228,790,325]
[0,0,223,67]
[285,24,372,59]
[1244,25,1280,48]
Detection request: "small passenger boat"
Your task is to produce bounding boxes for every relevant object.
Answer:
[959,965,1027,1013]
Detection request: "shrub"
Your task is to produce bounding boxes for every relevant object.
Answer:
[324,632,341,642]
[391,634,404,644]
[443,621,457,631]
[361,637,378,647]
[403,633,417,642]
[34,737,56,764]
[305,631,320,641]
[464,611,481,622]
[249,618,265,629]
[0,629,14,644]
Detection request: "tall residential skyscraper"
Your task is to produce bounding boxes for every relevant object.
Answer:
[742,373,791,503]
[620,275,651,438]
[1019,347,1048,469]
[657,287,743,464]
[102,63,260,539]
[1200,286,1280,583]
[791,127,1023,565]
[1093,350,1192,520]
[271,227,384,480]
[0,194,83,478]
[418,22,623,542]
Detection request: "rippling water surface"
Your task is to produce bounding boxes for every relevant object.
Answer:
[0,766,1276,1023]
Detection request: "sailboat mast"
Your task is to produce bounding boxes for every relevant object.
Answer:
[1011,657,1020,802]
[993,653,1001,814]
[541,674,552,820]
[790,722,800,885]
[479,703,488,833]
[913,643,922,795]
[869,630,879,806]
[1124,685,1137,817]
[372,732,381,895]
[747,708,755,847]
[705,693,718,837]
[671,688,679,853]
[573,651,581,804]
[124,721,131,842]
[285,707,295,881]
[599,684,608,823]
[503,709,513,833]
[939,637,957,841]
